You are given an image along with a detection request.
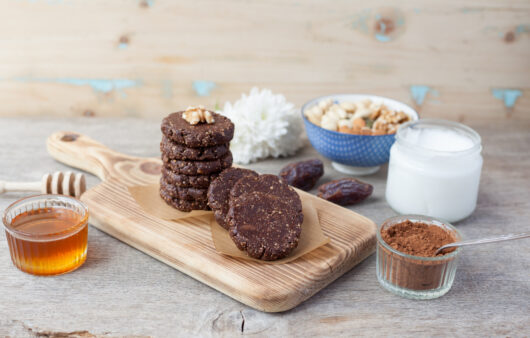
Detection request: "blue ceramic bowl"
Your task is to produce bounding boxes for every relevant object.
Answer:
[302,94,419,175]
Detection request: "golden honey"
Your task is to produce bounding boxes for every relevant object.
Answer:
[2,195,88,276]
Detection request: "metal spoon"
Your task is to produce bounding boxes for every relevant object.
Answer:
[435,232,530,255]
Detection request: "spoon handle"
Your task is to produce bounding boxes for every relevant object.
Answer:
[436,232,530,254]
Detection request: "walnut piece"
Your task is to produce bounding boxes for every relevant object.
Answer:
[182,106,215,125]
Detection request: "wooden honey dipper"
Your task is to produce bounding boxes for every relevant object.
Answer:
[0,172,86,198]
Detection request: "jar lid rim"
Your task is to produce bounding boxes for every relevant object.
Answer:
[396,119,482,156]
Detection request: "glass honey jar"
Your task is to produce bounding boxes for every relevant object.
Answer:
[2,194,88,276]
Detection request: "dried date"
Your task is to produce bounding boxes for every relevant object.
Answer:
[279,158,324,191]
[317,178,373,206]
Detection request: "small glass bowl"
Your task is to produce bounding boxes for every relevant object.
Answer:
[2,194,89,276]
[376,214,462,299]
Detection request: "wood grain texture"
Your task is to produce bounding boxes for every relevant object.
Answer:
[46,131,377,312]
[0,118,528,336]
[0,0,529,120]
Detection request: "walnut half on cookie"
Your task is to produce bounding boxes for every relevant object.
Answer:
[182,106,215,125]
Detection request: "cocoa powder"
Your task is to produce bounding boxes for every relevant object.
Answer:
[381,220,456,257]
[378,219,460,291]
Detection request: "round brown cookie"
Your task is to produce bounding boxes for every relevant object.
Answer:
[227,191,303,260]
[159,188,210,212]
[207,167,259,229]
[160,177,208,201]
[230,174,302,213]
[161,167,217,188]
[161,137,229,161]
[163,151,233,175]
[161,111,234,148]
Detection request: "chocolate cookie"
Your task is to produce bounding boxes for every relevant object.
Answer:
[160,178,208,201]
[227,191,302,260]
[161,111,234,147]
[207,168,259,229]
[161,137,229,161]
[159,188,210,212]
[161,167,217,188]
[163,151,233,175]
[230,174,302,213]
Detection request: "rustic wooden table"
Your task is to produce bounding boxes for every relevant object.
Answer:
[1,118,528,337]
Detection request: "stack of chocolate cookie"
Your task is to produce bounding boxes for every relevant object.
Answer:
[160,108,234,211]
[208,169,303,260]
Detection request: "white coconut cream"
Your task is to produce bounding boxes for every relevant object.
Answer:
[385,120,483,222]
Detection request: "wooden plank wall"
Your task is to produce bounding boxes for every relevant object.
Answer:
[0,0,529,120]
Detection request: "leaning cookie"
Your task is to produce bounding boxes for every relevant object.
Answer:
[161,110,234,148]
[230,174,302,214]
[207,168,258,229]
[227,192,302,261]
[162,151,233,175]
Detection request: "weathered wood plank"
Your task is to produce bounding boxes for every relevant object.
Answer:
[0,0,529,119]
[0,118,529,336]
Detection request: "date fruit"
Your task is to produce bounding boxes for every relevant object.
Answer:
[317,178,373,206]
[279,158,324,191]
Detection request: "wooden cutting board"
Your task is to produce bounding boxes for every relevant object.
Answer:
[47,131,377,312]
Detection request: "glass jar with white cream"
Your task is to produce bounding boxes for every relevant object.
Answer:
[385,119,483,223]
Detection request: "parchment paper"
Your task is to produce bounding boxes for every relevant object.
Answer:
[128,182,330,264]
[128,184,211,220]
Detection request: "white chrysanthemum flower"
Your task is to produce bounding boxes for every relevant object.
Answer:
[219,87,303,164]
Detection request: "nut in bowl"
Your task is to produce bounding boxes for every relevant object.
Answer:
[302,94,419,175]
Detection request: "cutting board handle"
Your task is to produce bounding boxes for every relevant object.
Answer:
[47,131,135,181]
